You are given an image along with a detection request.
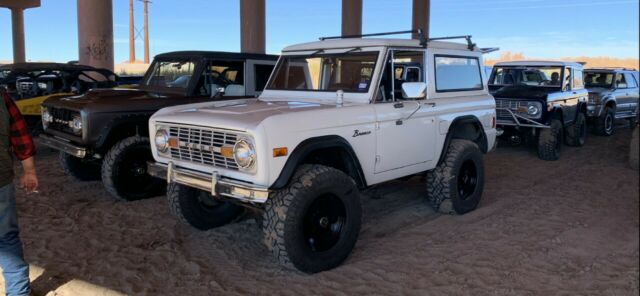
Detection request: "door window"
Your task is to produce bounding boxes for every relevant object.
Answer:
[376,50,425,102]
[624,73,638,88]
[573,69,584,89]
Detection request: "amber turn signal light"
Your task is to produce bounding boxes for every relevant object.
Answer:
[273,147,288,157]
[220,146,234,158]
[167,138,179,148]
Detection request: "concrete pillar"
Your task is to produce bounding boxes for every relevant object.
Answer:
[412,0,430,40]
[240,0,265,54]
[143,0,150,63]
[128,0,135,63]
[11,8,25,63]
[77,0,114,70]
[341,0,362,36]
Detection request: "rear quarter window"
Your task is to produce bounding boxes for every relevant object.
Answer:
[435,56,483,92]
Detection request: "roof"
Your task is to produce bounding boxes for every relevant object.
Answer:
[154,51,279,61]
[585,67,638,72]
[282,38,480,52]
[494,60,584,68]
[0,62,100,72]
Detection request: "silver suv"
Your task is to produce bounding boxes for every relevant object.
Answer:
[584,68,639,136]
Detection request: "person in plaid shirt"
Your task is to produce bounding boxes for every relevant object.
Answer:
[1,92,38,296]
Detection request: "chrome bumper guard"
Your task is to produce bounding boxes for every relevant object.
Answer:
[38,133,87,158]
[496,108,550,129]
[147,161,269,204]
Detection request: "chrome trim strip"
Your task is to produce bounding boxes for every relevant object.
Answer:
[38,134,87,158]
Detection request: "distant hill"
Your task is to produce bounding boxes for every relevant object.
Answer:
[485,51,639,69]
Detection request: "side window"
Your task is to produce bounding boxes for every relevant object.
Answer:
[573,69,584,89]
[434,55,482,92]
[197,60,245,97]
[254,64,275,92]
[615,73,627,88]
[624,73,638,88]
[562,67,572,91]
[376,50,424,102]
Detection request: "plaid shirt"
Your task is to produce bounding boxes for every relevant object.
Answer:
[3,93,36,161]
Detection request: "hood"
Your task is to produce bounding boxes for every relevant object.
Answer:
[42,88,185,113]
[491,85,559,100]
[153,98,337,131]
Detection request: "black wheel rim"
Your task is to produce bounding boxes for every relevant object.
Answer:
[605,114,613,134]
[303,195,346,252]
[116,146,160,198]
[457,160,478,200]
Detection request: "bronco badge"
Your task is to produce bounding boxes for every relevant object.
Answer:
[352,129,371,137]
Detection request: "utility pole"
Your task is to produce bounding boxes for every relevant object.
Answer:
[128,0,135,63]
[143,0,150,63]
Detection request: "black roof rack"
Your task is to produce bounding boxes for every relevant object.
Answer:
[318,30,477,50]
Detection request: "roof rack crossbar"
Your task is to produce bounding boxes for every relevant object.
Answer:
[318,30,477,50]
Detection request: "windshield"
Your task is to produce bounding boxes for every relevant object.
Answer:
[490,66,563,87]
[143,60,196,90]
[267,51,378,92]
[584,72,614,88]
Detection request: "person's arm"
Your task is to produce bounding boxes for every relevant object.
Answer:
[3,93,38,192]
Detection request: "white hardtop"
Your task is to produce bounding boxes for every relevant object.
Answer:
[282,38,480,53]
[495,60,584,68]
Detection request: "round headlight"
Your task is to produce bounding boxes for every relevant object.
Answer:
[70,116,83,135]
[527,105,540,116]
[155,129,169,153]
[233,140,256,169]
[41,108,51,129]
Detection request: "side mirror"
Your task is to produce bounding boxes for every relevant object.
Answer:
[401,82,427,99]
[617,82,627,88]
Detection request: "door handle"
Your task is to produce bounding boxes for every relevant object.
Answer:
[572,92,577,95]
[393,102,404,109]
[424,102,436,107]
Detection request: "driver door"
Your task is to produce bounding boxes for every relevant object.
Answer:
[373,49,437,173]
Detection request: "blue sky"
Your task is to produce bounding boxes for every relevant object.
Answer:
[0,0,638,63]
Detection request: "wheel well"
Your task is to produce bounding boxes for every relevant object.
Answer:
[270,136,366,189]
[438,116,488,165]
[605,100,616,109]
[98,121,148,150]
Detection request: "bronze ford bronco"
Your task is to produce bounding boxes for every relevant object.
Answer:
[39,51,277,200]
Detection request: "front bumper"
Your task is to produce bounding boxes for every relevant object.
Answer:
[586,104,602,117]
[147,161,269,204]
[38,133,87,158]
[496,108,549,129]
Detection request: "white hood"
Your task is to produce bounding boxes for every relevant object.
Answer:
[151,98,340,132]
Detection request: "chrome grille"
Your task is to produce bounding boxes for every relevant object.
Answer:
[168,125,240,170]
[495,99,524,119]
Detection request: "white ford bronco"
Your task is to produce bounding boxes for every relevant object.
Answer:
[147,32,497,273]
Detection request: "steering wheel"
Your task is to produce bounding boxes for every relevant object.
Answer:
[537,79,550,86]
[209,70,233,85]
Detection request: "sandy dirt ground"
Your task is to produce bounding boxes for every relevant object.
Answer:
[1,127,638,296]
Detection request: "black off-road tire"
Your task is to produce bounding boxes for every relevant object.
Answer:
[565,112,587,147]
[101,136,164,201]
[426,139,485,215]
[59,152,101,181]
[537,119,563,161]
[262,165,362,273]
[594,107,615,136]
[167,183,243,230]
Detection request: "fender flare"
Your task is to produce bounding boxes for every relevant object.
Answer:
[437,115,488,165]
[270,135,366,190]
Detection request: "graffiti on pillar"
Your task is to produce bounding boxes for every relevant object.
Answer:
[84,36,111,61]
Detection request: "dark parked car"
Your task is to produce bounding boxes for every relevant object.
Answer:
[39,51,277,200]
[489,61,589,161]
[584,68,639,136]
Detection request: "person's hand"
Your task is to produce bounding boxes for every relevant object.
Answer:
[19,171,38,193]
[20,157,38,193]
